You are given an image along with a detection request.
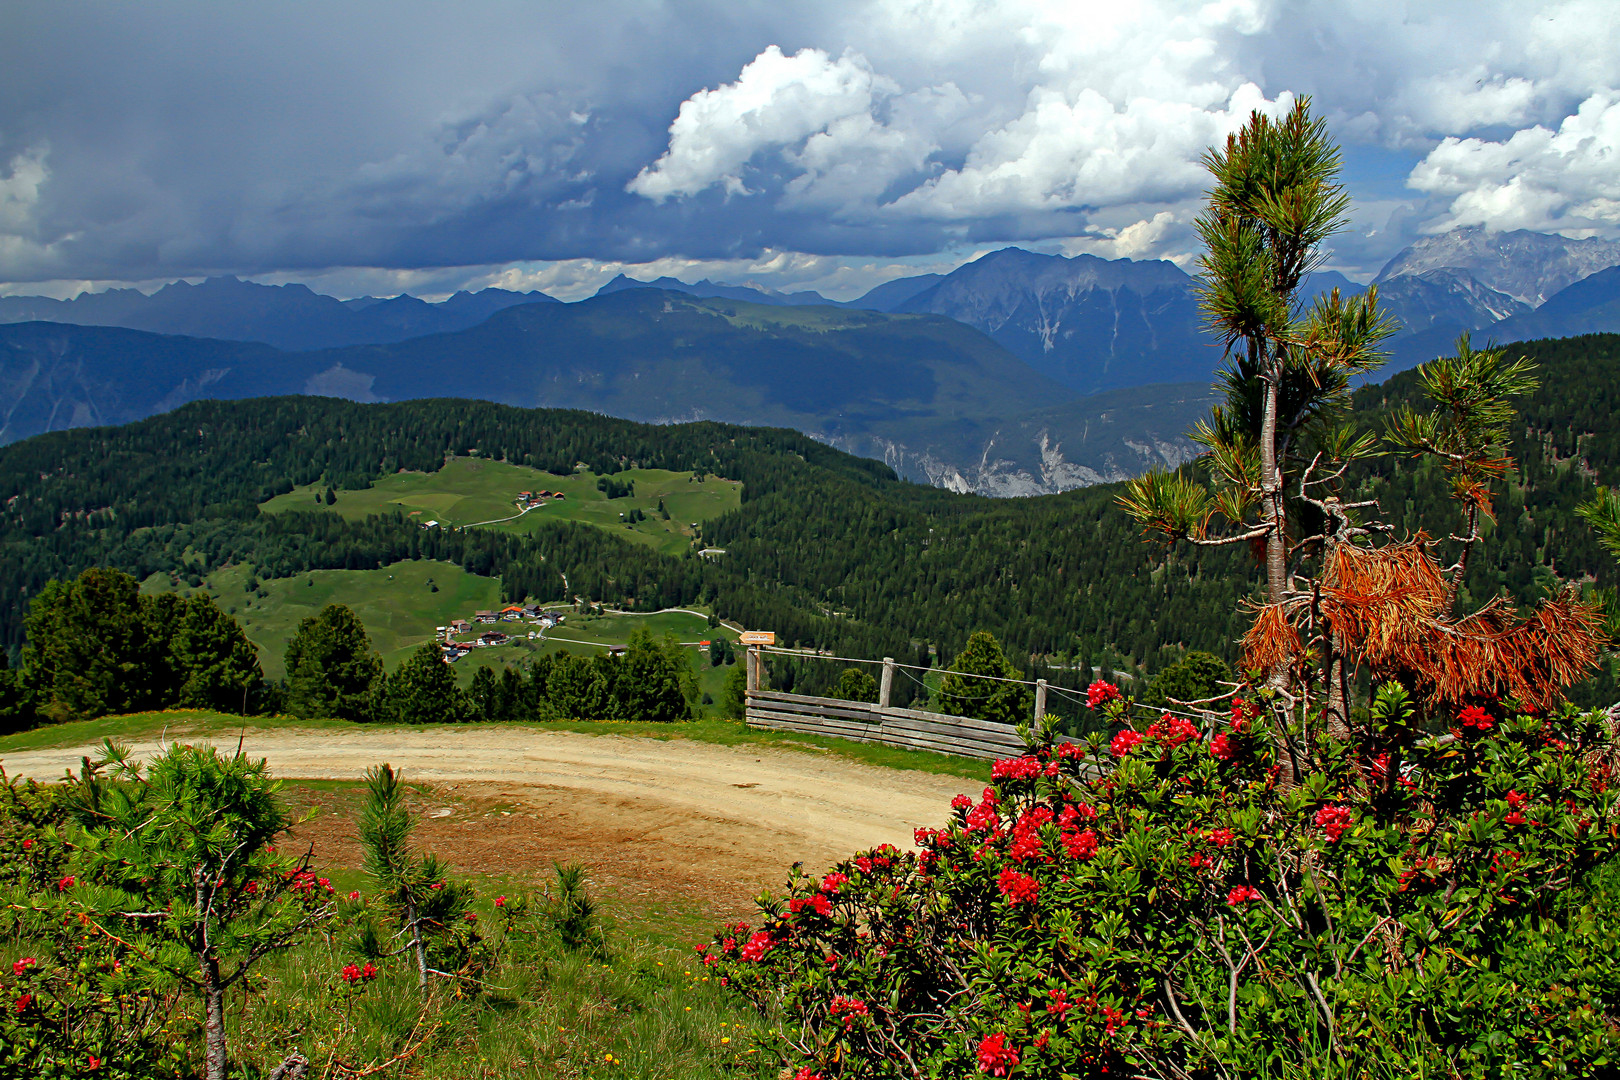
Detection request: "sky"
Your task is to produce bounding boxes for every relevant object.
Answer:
[2,0,1619,302]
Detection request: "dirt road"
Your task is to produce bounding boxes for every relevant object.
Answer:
[2,727,975,917]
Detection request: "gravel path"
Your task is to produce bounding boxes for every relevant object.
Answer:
[3,727,975,911]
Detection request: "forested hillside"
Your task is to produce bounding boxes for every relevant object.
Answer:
[4,332,1620,698]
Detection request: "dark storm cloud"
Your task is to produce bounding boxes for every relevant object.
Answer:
[2,1,1619,291]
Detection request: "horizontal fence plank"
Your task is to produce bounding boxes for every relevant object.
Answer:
[880,714,1024,748]
[749,717,889,747]
[744,686,1049,762]
[751,690,878,713]
[747,716,1004,761]
[877,705,1027,739]
[747,696,879,723]
[747,709,881,739]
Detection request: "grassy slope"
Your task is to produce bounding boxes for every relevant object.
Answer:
[142,563,742,707]
[0,711,992,783]
[259,456,741,557]
[144,560,503,679]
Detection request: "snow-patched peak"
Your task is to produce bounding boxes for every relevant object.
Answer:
[1375,227,1620,307]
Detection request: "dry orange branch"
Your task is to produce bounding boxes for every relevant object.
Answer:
[1241,539,1606,712]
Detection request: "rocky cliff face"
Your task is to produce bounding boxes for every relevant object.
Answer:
[891,247,1213,394]
[1375,227,1620,307]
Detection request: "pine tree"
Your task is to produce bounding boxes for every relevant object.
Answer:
[385,643,466,725]
[283,604,382,721]
[170,595,265,712]
[936,630,1032,725]
[468,664,498,724]
[357,763,472,994]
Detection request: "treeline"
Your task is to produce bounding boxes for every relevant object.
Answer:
[0,566,703,732]
[0,568,265,729]
[6,335,1620,701]
[281,602,701,727]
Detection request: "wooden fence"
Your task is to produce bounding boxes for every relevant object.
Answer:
[743,648,1054,760]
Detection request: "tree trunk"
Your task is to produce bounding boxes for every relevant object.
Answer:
[405,893,430,993]
[1259,353,1303,786]
[201,954,228,1080]
[1258,362,1289,608]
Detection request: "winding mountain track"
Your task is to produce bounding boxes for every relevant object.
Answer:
[3,726,974,915]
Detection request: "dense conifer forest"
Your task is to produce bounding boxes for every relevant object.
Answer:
[2,333,1618,702]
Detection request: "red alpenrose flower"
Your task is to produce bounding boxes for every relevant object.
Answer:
[1209,733,1234,760]
[1110,730,1144,757]
[1458,705,1494,731]
[1227,885,1261,906]
[977,1032,1020,1077]
[1087,680,1121,709]
[998,868,1040,905]
[1313,805,1355,842]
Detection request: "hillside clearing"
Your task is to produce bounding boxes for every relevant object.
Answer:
[259,455,742,557]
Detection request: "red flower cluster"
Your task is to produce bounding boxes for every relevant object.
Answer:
[1313,805,1354,842]
[977,1032,1020,1076]
[789,894,834,918]
[819,872,849,894]
[1209,733,1234,760]
[340,962,378,984]
[992,756,1043,780]
[1506,789,1528,809]
[1458,705,1494,731]
[965,800,1000,834]
[289,870,334,895]
[11,958,36,978]
[1227,885,1260,906]
[13,994,31,1014]
[951,793,974,810]
[997,868,1040,905]
[1207,827,1235,847]
[1187,852,1212,869]
[740,930,774,962]
[1146,714,1199,748]
[1046,987,1074,1018]
[1061,828,1099,860]
[1009,807,1053,863]
[20,839,32,850]
[1059,801,1096,826]
[1100,1005,1126,1036]
[793,1070,824,1080]
[56,875,74,891]
[1086,681,1121,709]
[1110,730,1144,757]
[853,847,898,874]
[829,995,870,1027]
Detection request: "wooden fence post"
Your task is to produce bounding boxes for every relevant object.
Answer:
[879,657,895,709]
[746,646,759,694]
[1034,679,1048,721]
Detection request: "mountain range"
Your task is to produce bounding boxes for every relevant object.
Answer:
[0,291,1215,495]
[6,226,1620,494]
[0,276,558,351]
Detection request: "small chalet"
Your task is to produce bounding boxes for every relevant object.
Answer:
[450,619,472,634]
[500,605,524,621]
[480,630,509,646]
[474,610,497,624]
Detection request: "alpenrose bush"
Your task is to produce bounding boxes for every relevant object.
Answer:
[705,684,1620,1078]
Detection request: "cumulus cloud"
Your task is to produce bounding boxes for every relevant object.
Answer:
[1409,92,1620,233]
[629,46,898,200]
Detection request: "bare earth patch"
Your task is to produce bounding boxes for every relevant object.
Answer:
[2,726,973,918]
